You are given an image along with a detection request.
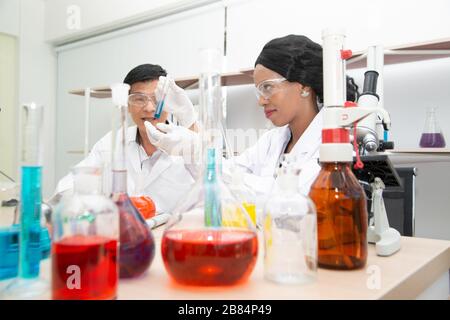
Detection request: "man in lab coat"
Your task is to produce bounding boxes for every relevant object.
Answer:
[54,64,197,213]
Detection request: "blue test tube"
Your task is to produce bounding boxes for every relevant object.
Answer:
[154,76,170,119]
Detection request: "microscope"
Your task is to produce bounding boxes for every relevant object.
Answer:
[352,45,401,257]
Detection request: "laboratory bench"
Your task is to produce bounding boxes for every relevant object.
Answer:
[1,225,449,300]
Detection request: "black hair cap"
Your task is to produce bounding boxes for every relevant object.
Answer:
[255,35,359,102]
[123,64,167,86]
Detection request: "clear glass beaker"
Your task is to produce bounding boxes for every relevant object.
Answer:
[263,155,317,284]
[419,107,446,148]
[161,49,258,287]
[51,167,119,300]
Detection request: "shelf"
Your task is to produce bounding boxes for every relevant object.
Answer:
[66,150,85,154]
[68,38,450,96]
[386,149,450,165]
[389,148,450,154]
[347,37,450,69]
[176,68,254,90]
[69,87,112,98]
[69,68,254,98]
[174,37,450,89]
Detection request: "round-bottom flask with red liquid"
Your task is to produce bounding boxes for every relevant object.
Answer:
[161,178,258,287]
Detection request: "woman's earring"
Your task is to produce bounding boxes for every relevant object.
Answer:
[301,90,310,98]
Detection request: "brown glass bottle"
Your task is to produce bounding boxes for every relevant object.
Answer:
[309,162,368,270]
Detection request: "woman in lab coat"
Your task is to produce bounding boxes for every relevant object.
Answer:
[54,64,197,213]
[146,35,358,197]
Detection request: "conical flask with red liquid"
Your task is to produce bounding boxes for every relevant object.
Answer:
[419,107,446,148]
[110,83,155,279]
[161,49,258,286]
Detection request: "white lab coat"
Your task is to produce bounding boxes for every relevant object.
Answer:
[55,126,195,213]
[226,109,323,197]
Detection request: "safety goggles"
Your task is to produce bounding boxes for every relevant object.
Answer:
[128,93,157,109]
[255,77,287,100]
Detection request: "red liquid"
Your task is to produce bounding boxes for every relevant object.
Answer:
[161,229,258,286]
[52,235,118,300]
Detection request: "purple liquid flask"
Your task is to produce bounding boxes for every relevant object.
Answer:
[419,107,446,148]
[110,83,155,279]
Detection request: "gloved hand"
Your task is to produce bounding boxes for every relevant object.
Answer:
[155,76,197,128]
[145,121,200,164]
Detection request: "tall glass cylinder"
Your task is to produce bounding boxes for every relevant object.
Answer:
[110,83,155,279]
[1,103,48,299]
[161,49,258,287]
[198,49,225,227]
[20,103,44,279]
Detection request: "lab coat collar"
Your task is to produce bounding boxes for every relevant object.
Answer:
[126,125,139,144]
[125,125,172,190]
[289,108,324,155]
[125,126,142,175]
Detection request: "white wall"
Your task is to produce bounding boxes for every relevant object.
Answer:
[0,0,20,36]
[17,0,57,198]
[1,0,57,198]
[0,1,20,182]
[0,33,17,181]
[44,0,220,43]
[226,0,450,70]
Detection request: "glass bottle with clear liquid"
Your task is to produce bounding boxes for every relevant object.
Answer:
[161,49,258,286]
[419,107,446,148]
[263,155,317,284]
[110,83,155,278]
[1,103,49,299]
[51,167,119,300]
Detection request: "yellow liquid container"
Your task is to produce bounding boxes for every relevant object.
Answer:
[225,169,258,227]
[222,202,256,228]
[243,202,256,225]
